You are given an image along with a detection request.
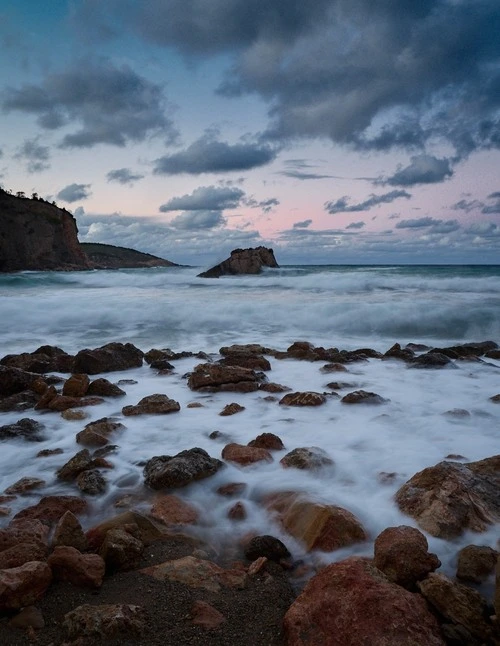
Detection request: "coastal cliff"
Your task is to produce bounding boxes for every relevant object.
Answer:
[81,243,179,269]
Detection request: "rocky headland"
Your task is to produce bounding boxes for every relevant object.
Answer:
[198,247,279,278]
[80,243,179,269]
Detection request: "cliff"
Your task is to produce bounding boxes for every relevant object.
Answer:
[0,190,91,272]
[198,246,279,278]
[81,243,179,269]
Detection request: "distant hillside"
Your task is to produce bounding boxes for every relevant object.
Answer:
[81,242,179,269]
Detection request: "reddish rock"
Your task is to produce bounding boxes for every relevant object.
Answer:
[284,557,445,646]
[53,511,88,551]
[76,417,124,446]
[373,525,440,588]
[321,363,348,373]
[220,343,271,356]
[190,600,226,630]
[61,409,88,421]
[259,382,290,393]
[222,443,273,466]
[86,511,165,550]
[228,502,246,521]
[219,354,271,371]
[216,482,247,497]
[188,362,264,393]
[280,447,333,470]
[0,519,49,551]
[72,342,144,375]
[48,546,105,588]
[0,365,42,397]
[122,393,180,416]
[456,544,498,583]
[279,391,326,407]
[149,494,199,526]
[63,603,145,639]
[0,542,48,569]
[99,528,144,572]
[36,447,63,457]
[0,561,52,610]
[76,469,107,495]
[4,476,45,495]
[341,389,387,404]
[62,374,90,397]
[219,402,245,416]
[12,495,87,525]
[87,378,126,397]
[248,432,284,450]
[44,394,104,412]
[283,341,325,361]
[143,448,223,489]
[57,449,92,481]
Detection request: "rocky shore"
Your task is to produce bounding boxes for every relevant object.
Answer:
[0,339,499,645]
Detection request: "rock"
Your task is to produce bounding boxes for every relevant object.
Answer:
[63,603,145,639]
[456,545,498,583]
[143,448,224,489]
[53,511,88,551]
[0,366,43,396]
[0,390,39,412]
[248,556,268,576]
[85,511,164,550]
[219,402,245,416]
[122,393,180,416]
[188,363,264,392]
[39,393,104,412]
[395,456,500,538]
[341,389,387,404]
[190,600,226,630]
[198,246,279,278]
[384,342,415,361]
[279,391,327,406]
[76,469,107,495]
[8,605,45,629]
[61,408,89,421]
[76,417,125,446]
[216,482,247,497]
[0,418,45,442]
[219,354,271,371]
[243,535,291,562]
[149,494,199,526]
[220,343,271,356]
[227,502,246,520]
[36,447,64,457]
[410,352,454,368]
[267,493,367,552]
[221,443,273,466]
[0,519,49,551]
[373,525,440,588]
[140,556,247,592]
[320,362,349,373]
[87,378,126,397]
[0,542,48,569]
[62,374,90,397]
[280,447,333,470]
[57,449,92,481]
[0,562,52,610]
[48,546,105,588]
[284,557,445,646]
[282,341,328,361]
[248,433,284,450]
[4,476,45,495]
[82,241,178,269]
[418,572,494,643]
[259,382,290,393]
[73,342,144,374]
[431,341,498,358]
[12,495,87,525]
[490,394,500,403]
[99,528,144,572]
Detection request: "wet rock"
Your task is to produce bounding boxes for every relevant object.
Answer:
[221,443,273,466]
[280,447,333,470]
[243,535,291,562]
[490,393,500,403]
[0,389,39,412]
[36,447,64,457]
[12,495,87,525]
[57,449,92,481]
[431,341,497,358]
[485,349,500,359]
[410,352,454,368]
[62,373,90,397]
[4,476,45,495]
[76,417,125,446]
[325,381,352,390]
[259,382,290,393]
[248,432,284,450]
[53,510,88,551]
[395,456,500,538]
[73,342,144,374]
[122,393,180,416]
[149,358,175,371]
[456,545,498,583]
[61,409,89,421]
[282,341,328,361]
[0,561,52,610]
[0,541,48,569]
[99,528,144,572]
[341,389,387,404]
[1,346,74,373]
[87,378,126,397]
[188,362,263,392]
[48,545,105,588]
[219,402,245,416]
[373,525,441,588]
[284,557,445,646]
[216,482,247,497]
[77,469,107,495]
[63,603,145,639]
[279,391,327,406]
[228,502,246,521]
[321,362,349,373]
[86,511,164,550]
[444,408,471,418]
[149,494,199,526]
[418,572,494,643]
[384,343,415,362]
[143,447,224,490]
[220,343,271,356]
[0,365,46,396]
[0,418,45,442]
[0,519,49,551]
[197,246,279,278]
[38,392,104,412]
[219,354,271,371]
[190,600,226,630]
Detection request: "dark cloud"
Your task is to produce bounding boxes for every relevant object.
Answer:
[428,219,461,234]
[243,196,280,213]
[57,183,92,203]
[345,221,365,230]
[280,169,333,180]
[464,222,499,237]
[3,59,177,148]
[395,217,441,229]
[14,137,50,173]
[325,190,411,214]
[293,219,312,229]
[160,185,245,212]
[169,210,226,230]
[452,199,484,213]
[482,202,500,214]
[488,191,500,199]
[153,132,277,175]
[382,155,453,187]
[106,168,145,185]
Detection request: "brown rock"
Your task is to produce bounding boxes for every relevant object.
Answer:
[8,605,45,629]
[197,246,279,278]
[43,393,104,411]
[149,494,199,526]
[216,482,247,497]
[222,443,273,466]
[188,363,263,392]
[99,528,144,572]
[279,391,326,407]
[190,600,226,630]
[63,603,145,639]
[0,561,52,610]
[57,449,92,481]
[36,447,63,457]
[219,354,271,371]
[219,402,245,416]
[87,378,126,397]
[53,511,88,551]
[259,382,290,393]
[122,393,180,416]
[490,393,500,403]
[248,432,284,450]
[143,448,224,489]
[321,363,348,373]
[280,447,333,470]
[456,544,498,583]
[0,542,48,569]
[76,417,124,446]
[284,557,445,646]
[13,495,87,525]
[62,374,90,397]
[0,519,49,551]
[373,525,440,588]
[76,469,107,495]
[85,511,165,550]
[72,342,144,375]
[48,545,105,588]
[4,476,45,495]
[341,389,387,404]
[0,365,45,397]
[219,343,271,356]
[228,502,246,521]
[61,409,89,421]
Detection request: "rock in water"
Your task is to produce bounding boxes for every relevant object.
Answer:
[197,246,279,278]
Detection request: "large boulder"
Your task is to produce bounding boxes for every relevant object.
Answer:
[0,366,42,396]
[283,557,445,645]
[12,495,88,525]
[122,393,180,416]
[395,456,500,538]
[0,561,52,610]
[73,342,143,374]
[48,546,105,588]
[0,347,74,374]
[197,246,279,278]
[221,443,273,466]
[455,545,498,583]
[0,418,45,442]
[143,448,224,490]
[187,363,264,392]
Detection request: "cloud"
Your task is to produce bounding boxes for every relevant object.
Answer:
[487,191,500,199]
[153,132,277,175]
[428,219,461,234]
[293,219,312,229]
[383,155,453,187]
[57,183,92,203]
[3,59,177,148]
[452,199,484,213]
[169,210,226,230]
[345,221,365,230]
[325,190,411,214]
[160,185,245,212]
[243,196,279,213]
[395,217,441,229]
[464,222,499,237]
[14,137,50,173]
[106,168,145,185]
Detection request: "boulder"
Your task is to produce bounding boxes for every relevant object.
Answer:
[219,402,245,416]
[248,433,284,450]
[259,382,290,393]
[62,374,90,397]
[149,494,199,526]
[243,535,291,562]
[197,246,279,278]
[283,557,445,646]
[12,495,87,525]
[87,378,126,397]
[76,417,124,446]
[384,343,415,361]
[228,502,246,521]
[219,343,271,356]
[280,447,333,470]
[279,391,327,406]
[99,528,144,572]
[76,469,107,495]
[4,476,45,495]
[0,561,52,610]
[341,389,387,404]
[38,392,104,412]
[395,456,500,538]
[0,417,45,442]
[57,449,92,481]
[219,354,271,371]
[0,542,48,569]
[0,519,49,552]
[456,545,498,583]
[63,604,145,639]
[410,352,454,368]
[0,366,42,396]
[373,525,440,588]
[73,342,143,374]
[53,510,88,551]
[143,448,224,490]
[122,393,180,416]
[48,546,105,588]
[221,443,273,466]
[188,363,264,392]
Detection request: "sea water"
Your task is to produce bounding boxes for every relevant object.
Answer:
[0,265,499,586]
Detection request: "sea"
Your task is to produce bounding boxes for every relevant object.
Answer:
[0,264,499,589]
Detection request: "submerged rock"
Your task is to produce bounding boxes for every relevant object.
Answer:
[280,447,333,470]
[279,391,327,407]
[0,418,45,442]
[197,246,279,278]
[143,448,223,490]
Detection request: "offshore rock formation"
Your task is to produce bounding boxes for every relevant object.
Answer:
[198,246,279,278]
[0,189,90,272]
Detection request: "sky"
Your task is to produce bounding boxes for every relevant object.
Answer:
[1,0,500,265]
